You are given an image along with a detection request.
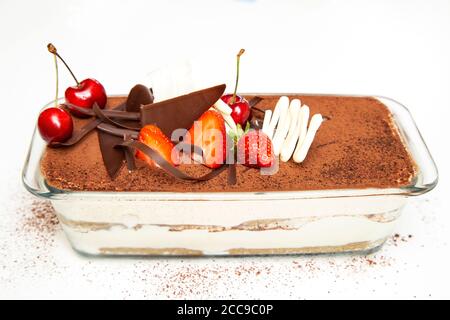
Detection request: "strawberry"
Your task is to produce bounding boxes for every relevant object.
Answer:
[136,124,179,166]
[237,130,274,168]
[186,110,227,168]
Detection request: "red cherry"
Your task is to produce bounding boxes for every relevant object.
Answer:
[221,94,243,105]
[229,100,250,126]
[222,49,249,126]
[65,78,107,117]
[38,107,73,143]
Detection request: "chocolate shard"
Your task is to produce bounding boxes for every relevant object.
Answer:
[96,101,129,179]
[126,84,154,112]
[140,84,226,137]
[97,123,139,139]
[50,117,102,147]
[64,104,140,120]
[117,140,228,182]
[248,96,263,108]
[98,130,126,179]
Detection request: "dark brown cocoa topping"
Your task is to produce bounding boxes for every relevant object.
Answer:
[41,95,416,192]
[140,84,226,137]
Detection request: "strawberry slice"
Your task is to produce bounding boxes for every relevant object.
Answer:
[186,110,227,168]
[237,130,274,168]
[136,124,179,167]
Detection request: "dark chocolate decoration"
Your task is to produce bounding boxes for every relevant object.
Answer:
[50,117,102,147]
[126,85,154,112]
[117,140,228,182]
[96,102,129,179]
[93,104,141,130]
[123,134,136,171]
[50,84,234,183]
[174,142,204,157]
[98,131,127,179]
[248,96,263,108]
[49,102,126,148]
[228,163,237,185]
[97,123,139,139]
[66,103,140,121]
[140,84,226,137]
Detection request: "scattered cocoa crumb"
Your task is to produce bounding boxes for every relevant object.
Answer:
[366,259,377,266]
[21,200,59,239]
[389,233,414,247]
[22,200,59,235]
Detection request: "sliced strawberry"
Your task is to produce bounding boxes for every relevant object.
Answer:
[237,130,274,168]
[186,110,227,168]
[136,124,179,166]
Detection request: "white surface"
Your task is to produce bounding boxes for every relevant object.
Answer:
[0,0,449,299]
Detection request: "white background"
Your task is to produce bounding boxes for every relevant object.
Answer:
[0,0,449,299]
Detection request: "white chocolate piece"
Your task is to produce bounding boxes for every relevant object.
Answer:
[266,96,289,139]
[213,98,233,115]
[272,104,291,156]
[292,104,310,160]
[293,114,323,163]
[222,113,237,133]
[280,99,301,162]
[262,110,272,135]
[224,122,233,133]
[297,105,310,147]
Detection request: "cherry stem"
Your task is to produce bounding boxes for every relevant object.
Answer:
[231,49,245,105]
[47,43,80,86]
[53,53,59,108]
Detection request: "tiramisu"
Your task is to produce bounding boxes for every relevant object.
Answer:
[22,45,436,255]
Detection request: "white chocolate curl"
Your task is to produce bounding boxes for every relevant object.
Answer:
[213,98,233,115]
[293,113,323,163]
[222,113,237,133]
[272,104,291,156]
[297,105,310,148]
[266,96,289,139]
[280,99,301,162]
[262,110,272,135]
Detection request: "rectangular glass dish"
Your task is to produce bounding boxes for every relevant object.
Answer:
[22,94,438,256]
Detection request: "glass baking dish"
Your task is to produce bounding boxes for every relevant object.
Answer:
[22,94,438,256]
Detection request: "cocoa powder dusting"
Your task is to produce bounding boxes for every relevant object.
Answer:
[40,95,416,192]
[22,200,59,235]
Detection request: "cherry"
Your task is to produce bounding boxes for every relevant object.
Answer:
[221,93,243,105]
[65,78,107,116]
[38,45,73,143]
[38,107,73,143]
[47,43,107,117]
[230,100,251,126]
[221,49,250,126]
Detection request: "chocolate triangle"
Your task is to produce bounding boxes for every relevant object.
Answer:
[98,130,126,179]
[140,84,226,137]
[126,84,154,112]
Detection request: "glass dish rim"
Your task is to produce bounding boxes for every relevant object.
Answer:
[22,93,439,201]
